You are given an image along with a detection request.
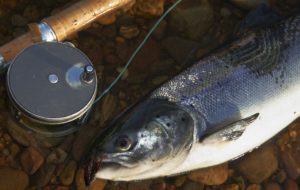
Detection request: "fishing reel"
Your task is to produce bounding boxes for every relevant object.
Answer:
[6,42,97,138]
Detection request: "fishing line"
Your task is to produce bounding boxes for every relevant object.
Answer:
[93,0,183,104]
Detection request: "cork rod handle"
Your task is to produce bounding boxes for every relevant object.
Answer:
[0,0,135,62]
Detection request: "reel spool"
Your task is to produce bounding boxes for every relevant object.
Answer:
[6,42,97,137]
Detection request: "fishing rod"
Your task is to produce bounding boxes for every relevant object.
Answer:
[0,0,135,62]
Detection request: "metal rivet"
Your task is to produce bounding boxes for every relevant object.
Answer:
[82,65,94,83]
[48,74,58,84]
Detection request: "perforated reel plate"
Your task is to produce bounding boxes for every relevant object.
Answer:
[6,42,97,131]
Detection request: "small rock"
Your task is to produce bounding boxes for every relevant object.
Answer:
[47,148,67,164]
[274,170,287,183]
[162,36,199,63]
[128,180,152,190]
[246,184,262,190]
[55,186,70,190]
[169,1,214,40]
[129,0,165,17]
[229,0,270,10]
[96,13,116,25]
[226,184,239,190]
[284,179,299,190]
[119,25,140,39]
[280,150,300,179]
[32,164,56,187]
[59,160,77,186]
[20,146,44,174]
[265,182,281,190]
[150,180,166,190]
[182,181,204,190]
[236,144,278,183]
[11,14,27,27]
[188,163,229,185]
[0,166,29,190]
[174,176,187,187]
[9,143,19,157]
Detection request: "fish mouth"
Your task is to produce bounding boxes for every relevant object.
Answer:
[84,153,136,185]
[84,156,103,186]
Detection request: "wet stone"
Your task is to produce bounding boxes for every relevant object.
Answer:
[59,160,77,186]
[0,166,29,190]
[128,180,152,190]
[161,36,199,63]
[169,1,214,40]
[226,184,239,190]
[236,144,278,183]
[265,182,281,190]
[129,0,165,17]
[280,149,300,179]
[182,181,204,190]
[47,148,67,164]
[32,164,56,187]
[284,179,299,190]
[119,25,140,39]
[20,146,44,175]
[188,163,229,185]
[246,184,262,190]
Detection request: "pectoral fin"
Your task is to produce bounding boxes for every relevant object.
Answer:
[201,113,259,144]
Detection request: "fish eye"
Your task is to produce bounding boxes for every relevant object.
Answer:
[115,136,132,151]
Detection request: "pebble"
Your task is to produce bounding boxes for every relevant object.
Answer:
[274,170,287,183]
[59,160,77,186]
[182,181,204,190]
[169,1,214,40]
[96,13,116,25]
[0,166,29,190]
[162,36,199,63]
[9,143,19,157]
[128,180,152,190]
[280,150,300,179]
[236,144,278,183]
[265,182,281,190]
[119,25,140,39]
[20,146,44,174]
[47,148,67,164]
[129,0,165,17]
[32,164,56,187]
[76,168,107,190]
[174,176,187,187]
[188,163,229,185]
[150,180,167,190]
[284,179,299,190]
[246,184,262,190]
[226,184,239,190]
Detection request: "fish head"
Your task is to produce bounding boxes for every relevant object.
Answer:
[84,99,195,183]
